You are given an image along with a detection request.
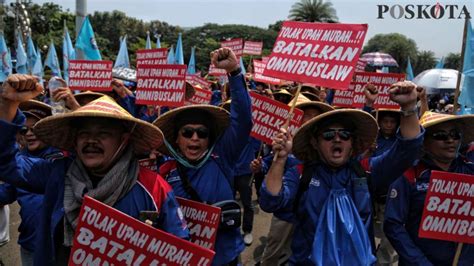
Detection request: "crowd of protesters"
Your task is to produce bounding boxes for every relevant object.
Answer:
[0,47,473,266]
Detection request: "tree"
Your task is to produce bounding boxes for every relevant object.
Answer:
[414,50,436,75]
[362,33,418,73]
[444,52,461,70]
[289,0,338,23]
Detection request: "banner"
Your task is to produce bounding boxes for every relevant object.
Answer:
[418,171,474,244]
[186,74,211,90]
[220,38,243,58]
[253,60,281,85]
[208,64,227,77]
[138,158,157,172]
[135,65,187,107]
[176,198,221,250]
[136,48,168,66]
[250,91,303,144]
[243,41,263,56]
[69,196,215,266]
[263,21,367,90]
[332,85,354,108]
[68,60,113,91]
[355,59,367,72]
[261,56,270,64]
[351,72,405,109]
[185,86,212,105]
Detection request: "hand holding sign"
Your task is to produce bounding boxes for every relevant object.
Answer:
[210,48,239,73]
[272,127,293,162]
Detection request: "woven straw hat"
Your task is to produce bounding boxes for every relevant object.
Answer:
[288,94,334,114]
[74,91,105,106]
[19,100,52,120]
[153,105,229,155]
[33,96,163,153]
[292,109,378,161]
[420,111,474,145]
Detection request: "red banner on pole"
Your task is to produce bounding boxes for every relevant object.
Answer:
[243,41,263,56]
[418,171,474,244]
[68,60,113,91]
[186,74,211,90]
[263,21,367,90]
[208,64,227,77]
[332,85,354,108]
[253,60,281,85]
[135,65,187,107]
[136,48,168,66]
[69,196,215,266]
[351,72,405,109]
[221,38,243,58]
[250,91,303,144]
[177,198,221,250]
[185,86,212,105]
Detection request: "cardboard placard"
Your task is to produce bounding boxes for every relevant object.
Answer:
[418,171,474,244]
[351,72,405,109]
[138,158,157,172]
[243,41,263,56]
[220,38,243,58]
[68,60,113,91]
[135,65,187,107]
[69,196,215,266]
[250,91,303,144]
[185,86,212,105]
[186,74,211,90]
[176,197,221,250]
[253,60,281,85]
[208,64,227,77]
[263,21,367,90]
[332,85,354,108]
[136,48,168,66]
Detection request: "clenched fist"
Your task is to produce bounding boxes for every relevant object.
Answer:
[210,48,240,73]
[1,74,43,103]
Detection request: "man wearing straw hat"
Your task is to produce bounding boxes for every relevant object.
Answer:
[259,81,424,265]
[156,47,252,265]
[0,74,189,265]
[384,111,474,265]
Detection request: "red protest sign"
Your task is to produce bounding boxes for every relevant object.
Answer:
[69,196,215,266]
[418,171,474,244]
[138,159,157,172]
[221,38,243,58]
[243,41,263,56]
[136,48,168,66]
[253,60,281,85]
[186,74,211,90]
[351,72,405,109]
[135,65,187,107]
[355,59,368,72]
[68,60,113,91]
[250,91,303,144]
[332,85,354,108]
[263,21,367,90]
[261,57,270,64]
[208,64,227,77]
[177,197,221,250]
[185,86,212,105]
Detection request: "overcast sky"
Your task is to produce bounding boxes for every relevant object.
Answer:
[22,0,474,58]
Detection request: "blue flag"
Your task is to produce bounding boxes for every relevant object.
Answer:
[381,66,389,73]
[459,20,474,108]
[406,57,414,81]
[15,33,28,74]
[174,33,184,64]
[63,27,76,84]
[75,17,102,60]
[32,45,43,83]
[0,34,12,82]
[26,34,36,73]
[167,45,175,64]
[187,46,196,74]
[435,57,445,69]
[114,36,130,68]
[156,35,161,48]
[146,32,152,49]
[44,41,62,78]
[240,57,246,76]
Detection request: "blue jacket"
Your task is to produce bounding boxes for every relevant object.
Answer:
[0,146,64,252]
[384,157,474,266]
[373,134,397,157]
[0,111,189,266]
[233,137,261,177]
[259,129,424,265]
[159,74,252,265]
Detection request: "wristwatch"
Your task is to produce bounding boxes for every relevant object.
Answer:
[228,67,241,77]
[400,106,418,117]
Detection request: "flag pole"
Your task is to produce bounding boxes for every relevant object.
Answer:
[453,17,469,112]
[452,243,463,266]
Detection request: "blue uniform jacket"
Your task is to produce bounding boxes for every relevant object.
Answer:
[373,134,397,157]
[384,157,474,266]
[233,137,261,177]
[259,129,424,265]
[159,74,252,265]
[0,111,189,266]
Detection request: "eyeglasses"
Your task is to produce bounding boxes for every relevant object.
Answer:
[320,129,352,141]
[430,130,462,141]
[19,126,33,135]
[180,127,209,139]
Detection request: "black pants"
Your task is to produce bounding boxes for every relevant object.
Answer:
[234,174,254,233]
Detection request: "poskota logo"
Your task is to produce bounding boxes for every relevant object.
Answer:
[377,2,471,19]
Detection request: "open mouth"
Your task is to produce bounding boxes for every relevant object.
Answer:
[82,146,104,155]
[331,146,343,157]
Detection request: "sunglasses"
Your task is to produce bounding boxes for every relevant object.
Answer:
[19,126,33,135]
[430,130,462,141]
[320,129,352,141]
[180,127,209,139]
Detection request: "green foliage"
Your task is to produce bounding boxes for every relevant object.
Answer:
[289,0,338,23]
[444,52,461,70]
[414,50,437,75]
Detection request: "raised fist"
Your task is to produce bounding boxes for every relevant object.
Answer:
[1,74,43,103]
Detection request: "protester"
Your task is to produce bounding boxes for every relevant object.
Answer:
[384,111,474,265]
[259,81,424,265]
[155,47,252,265]
[0,74,189,265]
